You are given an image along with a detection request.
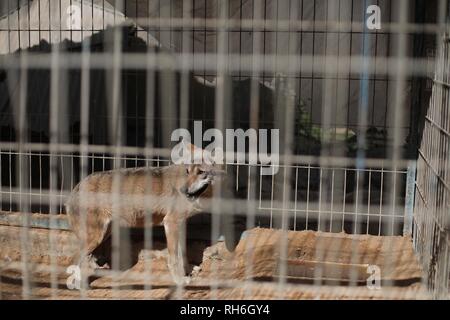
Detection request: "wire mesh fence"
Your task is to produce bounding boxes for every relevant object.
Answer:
[414,28,450,299]
[0,150,411,235]
[0,0,448,300]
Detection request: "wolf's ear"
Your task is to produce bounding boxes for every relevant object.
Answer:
[172,138,194,165]
[180,139,189,152]
[181,139,198,156]
[186,142,205,164]
[203,149,215,165]
[185,164,193,174]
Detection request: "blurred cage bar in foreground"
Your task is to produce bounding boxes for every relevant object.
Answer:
[0,0,448,300]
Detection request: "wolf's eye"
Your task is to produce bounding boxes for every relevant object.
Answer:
[186,168,190,175]
[198,169,205,175]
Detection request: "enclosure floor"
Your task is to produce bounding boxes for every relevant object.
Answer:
[0,221,429,299]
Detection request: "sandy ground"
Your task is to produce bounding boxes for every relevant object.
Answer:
[0,220,429,299]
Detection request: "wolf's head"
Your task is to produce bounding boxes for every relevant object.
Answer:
[180,163,226,201]
[175,141,225,201]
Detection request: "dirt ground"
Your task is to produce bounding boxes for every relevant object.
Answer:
[0,219,429,299]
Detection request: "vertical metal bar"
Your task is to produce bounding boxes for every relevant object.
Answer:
[143,0,156,295]
[342,168,347,232]
[355,1,370,232]
[59,156,64,214]
[109,0,125,299]
[318,167,322,230]
[306,163,310,229]
[248,5,264,299]
[9,150,12,212]
[347,0,372,286]
[378,166,384,235]
[49,33,61,299]
[10,48,32,299]
[17,0,21,50]
[294,167,299,231]
[0,148,2,299]
[366,170,371,234]
[391,168,397,235]
[0,144,2,214]
[39,151,42,213]
[403,160,417,236]
[354,170,359,234]
[276,0,298,297]
[270,169,274,228]
[7,0,11,53]
[180,0,192,130]
[77,31,92,298]
[383,0,410,290]
[210,0,230,300]
[330,168,334,233]
[28,152,31,213]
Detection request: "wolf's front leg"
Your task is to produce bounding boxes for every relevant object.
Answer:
[163,215,189,285]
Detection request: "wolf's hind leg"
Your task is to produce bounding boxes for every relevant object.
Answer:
[76,214,112,271]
